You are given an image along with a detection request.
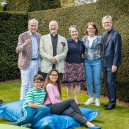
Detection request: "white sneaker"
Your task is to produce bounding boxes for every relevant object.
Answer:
[95,98,100,106]
[84,98,94,105]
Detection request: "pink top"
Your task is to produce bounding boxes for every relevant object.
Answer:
[44,83,61,105]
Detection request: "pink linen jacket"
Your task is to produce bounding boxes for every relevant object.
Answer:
[16,31,41,70]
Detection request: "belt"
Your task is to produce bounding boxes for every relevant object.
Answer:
[31,58,38,60]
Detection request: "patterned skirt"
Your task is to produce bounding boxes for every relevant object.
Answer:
[62,62,86,86]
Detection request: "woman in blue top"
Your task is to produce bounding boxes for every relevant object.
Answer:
[63,25,85,105]
[82,22,102,106]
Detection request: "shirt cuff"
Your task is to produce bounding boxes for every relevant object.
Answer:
[22,44,25,50]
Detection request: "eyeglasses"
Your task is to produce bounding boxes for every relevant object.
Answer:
[87,28,95,30]
[34,81,43,83]
[50,74,58,77]
[102,22,111,24]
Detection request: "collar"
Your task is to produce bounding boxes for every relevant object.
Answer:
[50,33,58,37]
[106,29,112,34]
[68,37,80,43]
[29,32,36,36]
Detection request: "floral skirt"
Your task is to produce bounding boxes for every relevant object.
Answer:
[62,62,86,86]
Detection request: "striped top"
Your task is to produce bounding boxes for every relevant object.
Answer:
[22,88,46,108]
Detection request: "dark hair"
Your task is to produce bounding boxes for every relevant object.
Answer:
[85,22,98,35]
[44,69,62,99]
[34,74,44,82]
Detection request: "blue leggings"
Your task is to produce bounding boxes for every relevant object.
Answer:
[15,106,50,126]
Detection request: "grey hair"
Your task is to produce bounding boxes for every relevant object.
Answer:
[49,20,58,26]
[102,15,112,23]
[69,25,80,34]
[28,18,38,26]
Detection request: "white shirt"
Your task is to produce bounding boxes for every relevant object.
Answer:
[87,36,97,48]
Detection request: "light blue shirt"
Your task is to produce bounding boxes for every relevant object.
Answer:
[30,33,39,59]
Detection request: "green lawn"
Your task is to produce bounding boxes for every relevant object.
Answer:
[0,81,129,129]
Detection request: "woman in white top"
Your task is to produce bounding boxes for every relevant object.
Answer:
[82,22,102,106]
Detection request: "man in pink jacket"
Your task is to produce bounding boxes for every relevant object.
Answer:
[16,19,41,100]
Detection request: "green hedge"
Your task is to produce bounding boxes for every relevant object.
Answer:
[6,0,61,12]
[60,0,74,7]
[1,0,129,102]
[0,12,28,81]
[28,0,129,102]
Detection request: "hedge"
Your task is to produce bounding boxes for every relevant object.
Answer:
[28,0,129,102]
[0,12,28,81]
[1,0,129,102]
[6,0,61,12]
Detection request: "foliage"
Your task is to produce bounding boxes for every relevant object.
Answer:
[6,0,61,12]
[0,81,129,129]
[0,0,9,11]
[0,12,28,81]
[0,5,2,11]
[60,0,75,7]
[28,0,129,102]
[1,0,129,102]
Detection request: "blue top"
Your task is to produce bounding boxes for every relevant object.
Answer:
[65,38,84,63]
[82,35,102,60]
[31,33,39,59]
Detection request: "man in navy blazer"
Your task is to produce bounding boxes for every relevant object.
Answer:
[102,15,122,110]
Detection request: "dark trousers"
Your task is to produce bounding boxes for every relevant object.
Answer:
[47,99,87,125]
[41,72,48,80]
[103,67,117,106]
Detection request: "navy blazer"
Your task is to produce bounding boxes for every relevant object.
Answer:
[65,38,84,63]
[102,29,122,67]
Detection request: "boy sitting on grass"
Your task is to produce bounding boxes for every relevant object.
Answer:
[12,74,50,128]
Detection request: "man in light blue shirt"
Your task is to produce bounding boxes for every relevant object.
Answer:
[16,19,41,100]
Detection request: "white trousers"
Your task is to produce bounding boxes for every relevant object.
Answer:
[20,60,39,100]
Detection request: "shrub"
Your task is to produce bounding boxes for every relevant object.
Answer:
[0,12,28,81]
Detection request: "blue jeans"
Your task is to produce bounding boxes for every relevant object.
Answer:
[16,106,50,126]
[20,60,39,100]
[84,59,102,99]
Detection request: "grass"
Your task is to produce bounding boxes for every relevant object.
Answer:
[0,81,129,129]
